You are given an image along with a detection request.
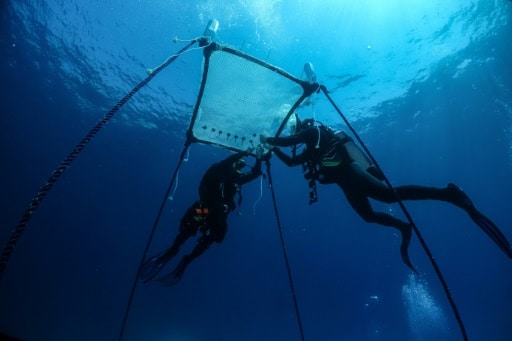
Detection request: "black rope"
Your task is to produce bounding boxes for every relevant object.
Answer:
[265,160,306,341]
[0,39,198,282]
[118,142,191,341]
[320,86,468,341]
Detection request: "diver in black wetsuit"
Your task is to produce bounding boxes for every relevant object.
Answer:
[139,147,264,286]
[260,116,512,271]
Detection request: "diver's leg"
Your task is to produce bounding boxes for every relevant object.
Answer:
[343,162,398,202]
[343,163,512,258]
[163,223,194,257]
[384,181,512,258]
[394,182,488,211]
[160,210,229,283]
[139,232,193,283]
[158,234,215,286]
[186,234,216,262]
[339,183,416,272]
[139,205,198,283]
[208,210,229,243]
[345,162,472,205]
[338,163,411,245]
[157,210,229,286]
[394,184,462,202]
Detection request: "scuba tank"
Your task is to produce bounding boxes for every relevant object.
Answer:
[199,19,219,47]
[304,62,317,84]
[203,19,219,40]
[332,131,385,181]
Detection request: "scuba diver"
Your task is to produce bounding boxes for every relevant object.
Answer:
[139,146,264,286]
[260,116,512,271]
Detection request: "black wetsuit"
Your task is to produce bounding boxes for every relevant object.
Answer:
[269,126,454,206]
[185,151,262,245]
[154,152,262,284]
[267,125,462,270]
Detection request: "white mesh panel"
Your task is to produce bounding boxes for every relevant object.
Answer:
[192,50,304,152]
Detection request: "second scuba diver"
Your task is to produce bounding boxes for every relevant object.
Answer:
[139,146,264,285]
[260,116,512,271]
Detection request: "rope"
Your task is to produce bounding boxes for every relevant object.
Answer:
[169,168,180,201]
[118,142,192,341]
[265,160,306,341]
[0,39,199,282]
[320,86,468,341]
[252,175,264,215]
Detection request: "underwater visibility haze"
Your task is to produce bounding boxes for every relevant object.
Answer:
[1,0,512,340]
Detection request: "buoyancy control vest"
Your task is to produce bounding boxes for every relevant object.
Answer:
[304,126,385,184]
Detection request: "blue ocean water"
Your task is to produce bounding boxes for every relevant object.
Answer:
[1,0,512,340]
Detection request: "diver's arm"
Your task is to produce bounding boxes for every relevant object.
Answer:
[238,158,262,184]
[265,128,317,147]
[266,135,302,147]
[273,147,308,167]
[199,152,245,199]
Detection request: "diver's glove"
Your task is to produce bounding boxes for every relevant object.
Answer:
[255,145,272,162]
[259,134,275,150]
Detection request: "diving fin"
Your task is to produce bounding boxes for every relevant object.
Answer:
[399,225,418,274]
[139,252,174,283]
[468,210,512,259]
[157,255,190,286]
[447,183,512,258]
[157,270,185,286]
